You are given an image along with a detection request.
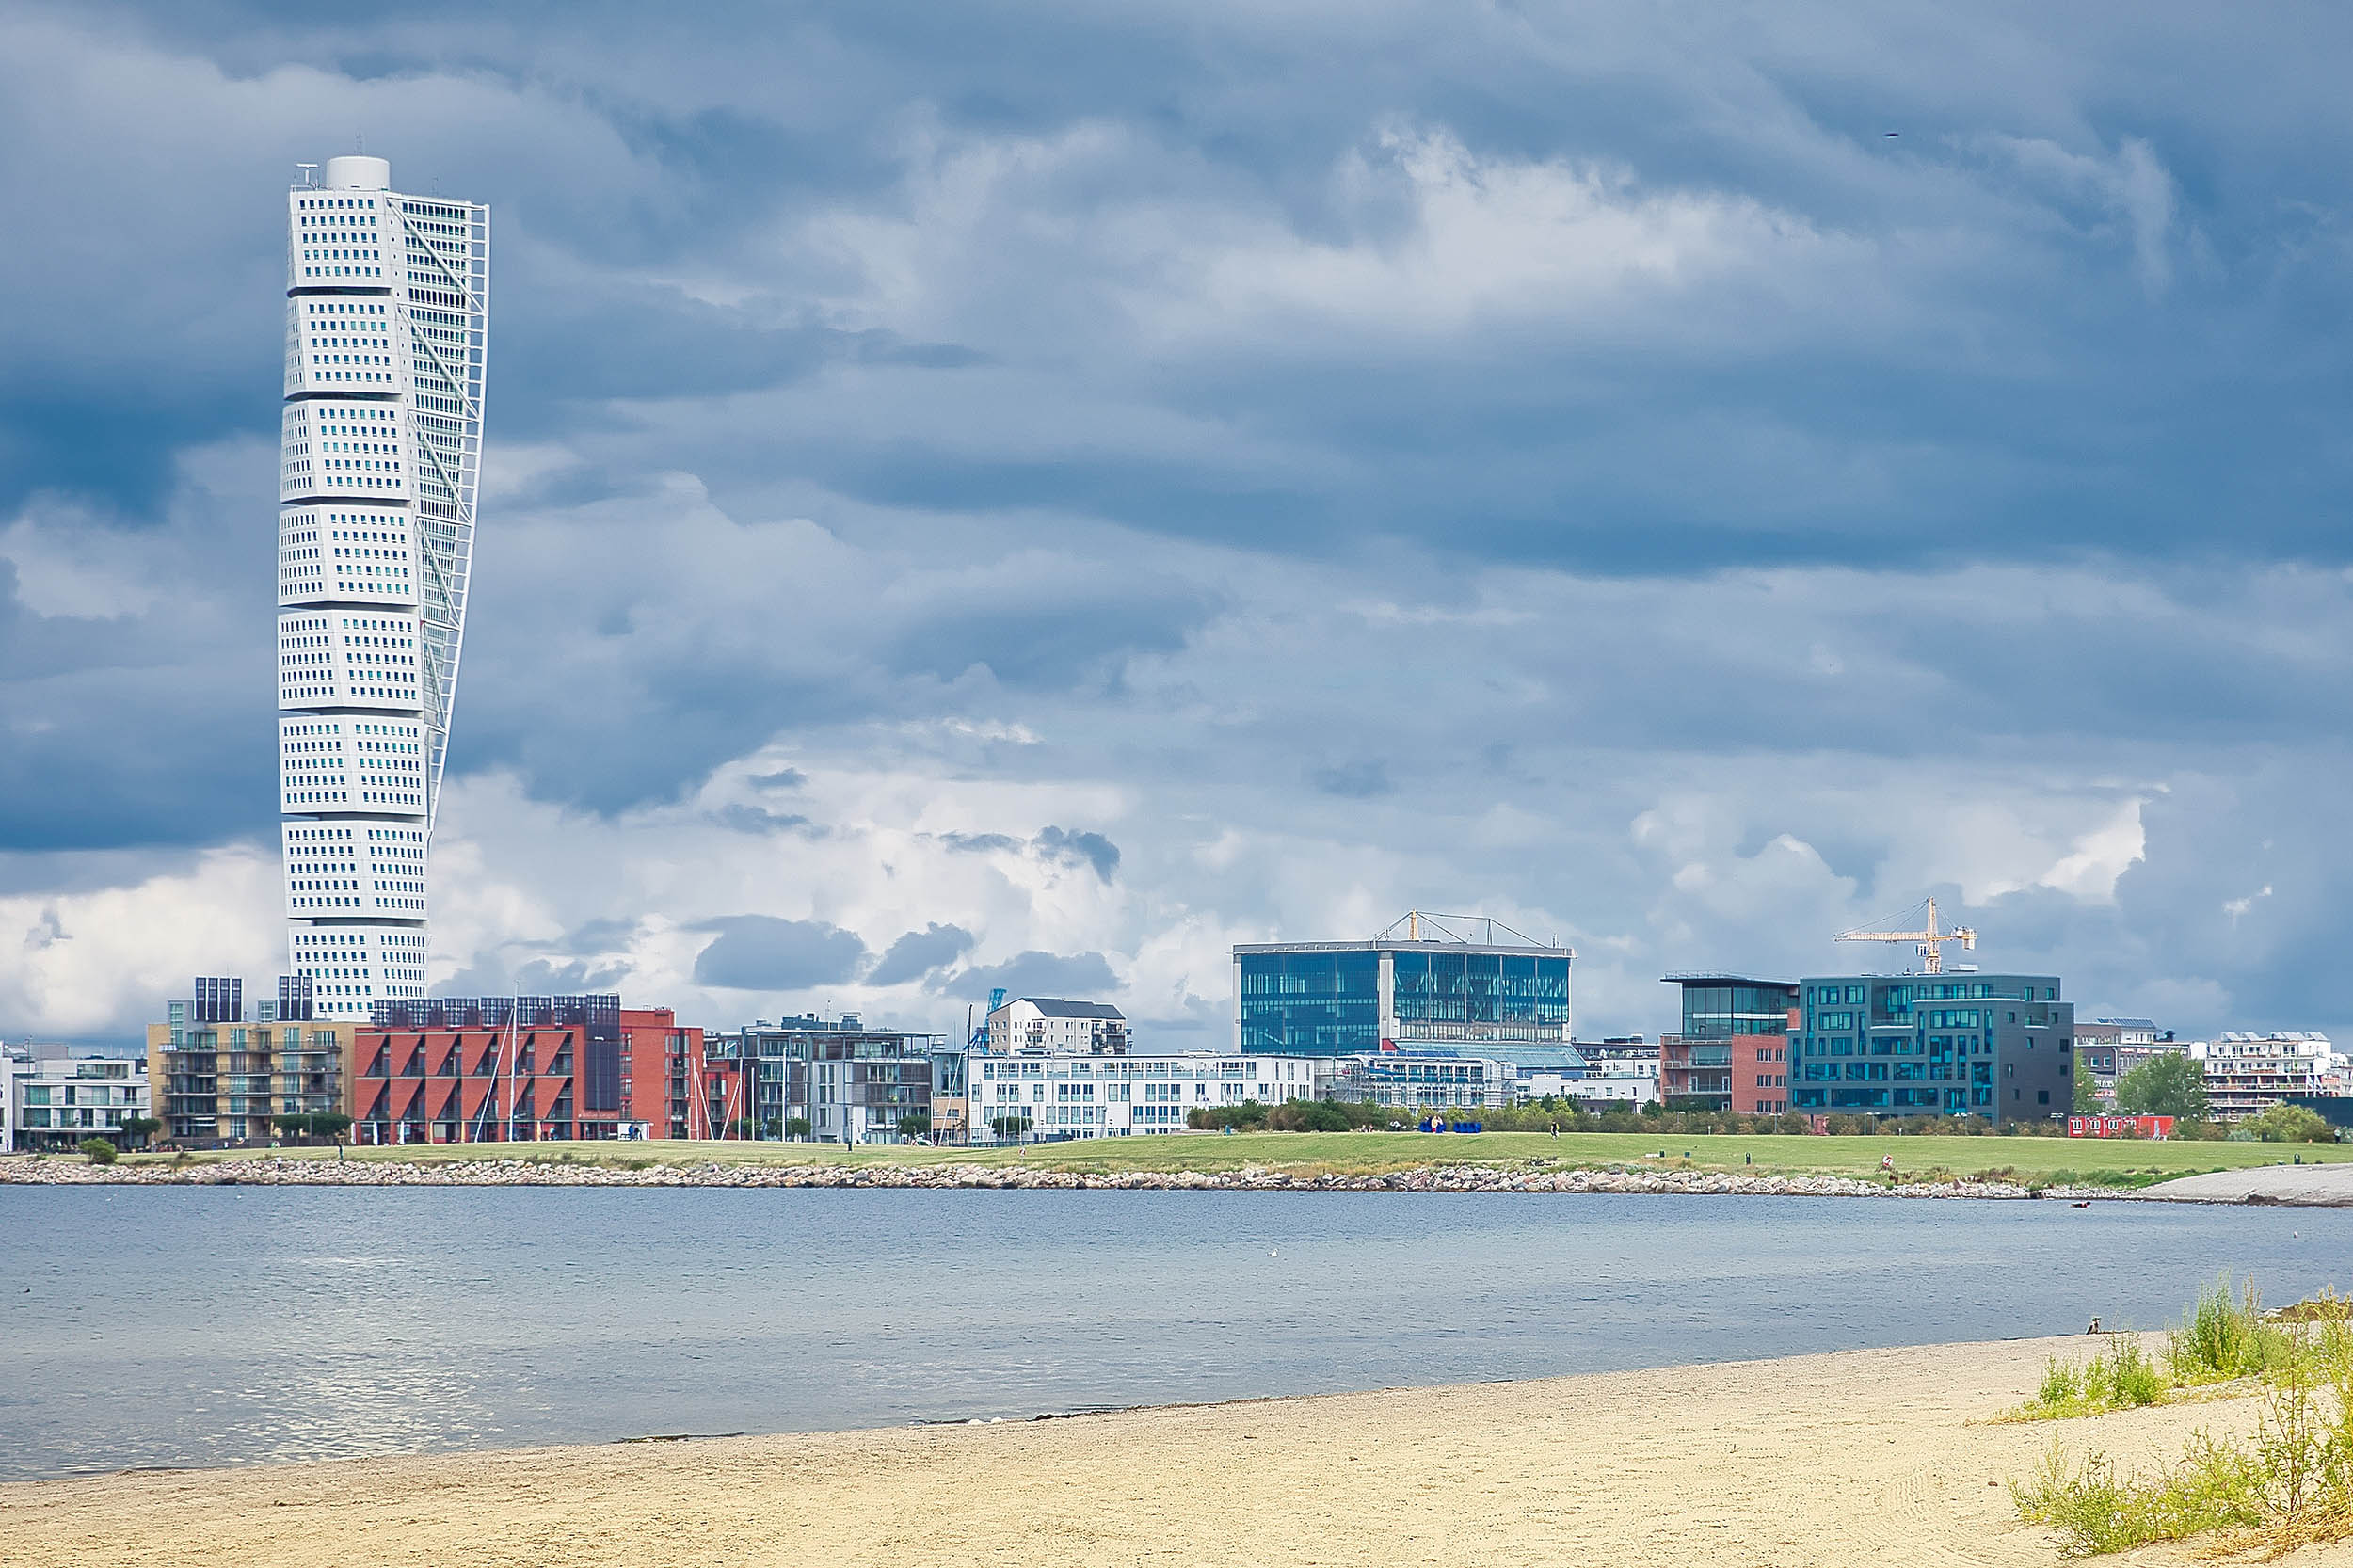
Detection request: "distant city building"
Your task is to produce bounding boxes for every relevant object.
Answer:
[2190,1033,2338,1122]
[2072,1020,2124,1103]
[702,1015,951,1144]
[1791,972,2073,1124]
[967,1050,1328,1144]
[1331,1052,1512,1112]
[1234,911,1573,1057]
[277,152,491,1020]
[1659,978,1798,1114]
[986,997,1129,1055]
[1557,1039,1659,1108]
[355,997,696,1144]
[146,980,353,1146]
[3,1043,152,1154]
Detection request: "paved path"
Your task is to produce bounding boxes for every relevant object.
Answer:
[2142,1162,2353,1205]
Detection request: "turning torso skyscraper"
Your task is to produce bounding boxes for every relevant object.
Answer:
[278,154,488,1018]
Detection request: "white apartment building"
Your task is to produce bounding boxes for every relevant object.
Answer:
[985,998,1129,1055]
[279,153,489,1018]
[2190,1032,2339,1120]
[2,1043,151,1154]
[968,1051,1329,1143]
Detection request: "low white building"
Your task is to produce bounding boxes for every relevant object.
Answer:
[1330,1052,1513,1112]
[968,1050,1329,1142]
[2190,1032,2339,1121]
[2,1042,152,1154]
[986,998,1129,1055]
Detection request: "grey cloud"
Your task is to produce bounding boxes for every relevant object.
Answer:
[749,768,807,789]
[691,916,869,990]
[944,951,1120,1001]
[1033,825,1119,881]
[1310,761,1392,799]
[938,832,1024,855]
[866,922,977,986]
[709,804,819,836]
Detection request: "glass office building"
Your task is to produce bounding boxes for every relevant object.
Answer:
[1234,933,1573,1057]
[1790,971,2073,1124]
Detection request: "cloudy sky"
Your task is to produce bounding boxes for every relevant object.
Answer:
[5,0,2351,1048]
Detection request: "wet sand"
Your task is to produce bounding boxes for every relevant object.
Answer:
[5,1335,2349,1567]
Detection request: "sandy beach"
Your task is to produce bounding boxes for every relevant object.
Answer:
[8,1334,2351,1568]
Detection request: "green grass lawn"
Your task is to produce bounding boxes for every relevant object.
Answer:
[111,1130,2349,1186]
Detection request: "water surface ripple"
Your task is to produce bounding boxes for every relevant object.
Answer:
[1,1187,2339,1480]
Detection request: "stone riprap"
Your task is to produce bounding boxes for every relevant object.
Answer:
[0,1156,2123,1200]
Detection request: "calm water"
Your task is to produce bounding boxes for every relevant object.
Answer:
[2,1187,2345,1481]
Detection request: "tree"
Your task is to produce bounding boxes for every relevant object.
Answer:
[989,1114,1032,1140]
[2072,1072,2099,1113]
[311,1112,353,1142]
[79,1137,117,1165]
[785,1116,812,1140]
[896,1111,932,1140]
[2115,1053,2209,1121]
[2244,1103,2336,1144]
[116,1115,162,1150]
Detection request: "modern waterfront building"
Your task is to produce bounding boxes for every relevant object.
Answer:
[701,1016,952,1144]
[3,1042,152,1154]
[1659,977,1799,1114]
[967,1050,1331,1144]
[353,996,694,1144]
[985,997,1129,1054]
[278,152,490,1019]
[145,978,352,1146]
[1791,971,2073,1124]
[2190,1033,2339,1121]
[1234,912,1572,1057]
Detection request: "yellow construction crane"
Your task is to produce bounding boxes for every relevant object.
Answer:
[1835,896,1977,975]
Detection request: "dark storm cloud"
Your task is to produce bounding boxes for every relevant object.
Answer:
[1032,826,1119,881]
[866,922,976,986]
[13,0,2353,1049]
[944,950,1120,1000]
[691,915,869,989]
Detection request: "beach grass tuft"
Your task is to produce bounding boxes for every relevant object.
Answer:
[2168,1275,2295,1386]
[2011,1336,2167,1421]
[2013,1295,2353,1558]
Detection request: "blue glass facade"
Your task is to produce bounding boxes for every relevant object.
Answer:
[1789,973,2072,1123]
[1391,951,1569,1041]
[1239,950,1381,1054]
[1236,942,1573,1056]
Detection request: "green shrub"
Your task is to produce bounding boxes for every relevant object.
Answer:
[2244,1105,2338,1144]
[78,1137,117,1165]
[2013,1336,2166,1420]
[2169,1276,2294,1385]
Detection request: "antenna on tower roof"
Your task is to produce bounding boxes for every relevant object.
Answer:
[296,162,318,188]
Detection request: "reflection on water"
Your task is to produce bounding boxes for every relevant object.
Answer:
[1,1186,2343,1480]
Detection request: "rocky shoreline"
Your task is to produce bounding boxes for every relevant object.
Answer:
[0,1156,2137,1200]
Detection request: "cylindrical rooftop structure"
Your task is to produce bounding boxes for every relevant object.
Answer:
[324,154,391,190]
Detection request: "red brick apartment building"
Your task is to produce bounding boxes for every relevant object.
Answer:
[355,995,705,1144]
[1658,975,1801,1114]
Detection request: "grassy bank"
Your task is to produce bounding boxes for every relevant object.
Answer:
[83,1129,2352,1186]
